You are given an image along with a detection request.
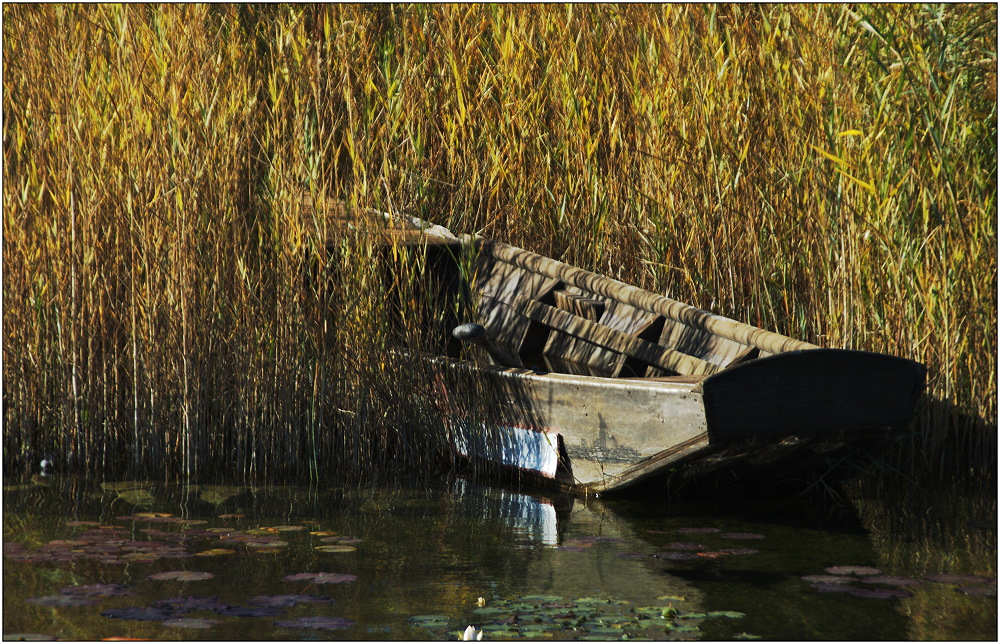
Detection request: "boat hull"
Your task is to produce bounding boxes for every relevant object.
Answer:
[434,347,925,494]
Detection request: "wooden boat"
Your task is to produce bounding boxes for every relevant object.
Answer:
[318,198,926,495]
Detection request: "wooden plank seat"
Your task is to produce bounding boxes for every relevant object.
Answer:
[518,297,720,376]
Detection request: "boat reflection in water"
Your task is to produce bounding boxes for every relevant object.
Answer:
[449,478,704,607]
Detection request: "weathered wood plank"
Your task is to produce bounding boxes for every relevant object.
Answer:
[520,298,719,376]
[484,240,819,356]
[553,290,605,321]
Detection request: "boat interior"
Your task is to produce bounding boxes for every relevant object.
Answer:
[468,242,763,380]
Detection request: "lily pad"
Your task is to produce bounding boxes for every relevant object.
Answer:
[811,582,857,594]
[59,583,135,597]
[26,595,99,607]
[315,544,356,553]
[148,570,214,581]
[152,596,232,612]
[925,573,995,585]
[311,573,359,584]
[661,542,706,551]
[860,575,923,587]
[283,572,357,583]
[163,618,221,629]
[801,575,854,584]
[706,610,745,618]
[215,605,286,617]
[247,540,288,548]
[249,594,334,607]
[848,587,913,599]
[101,606,175,621]
[408,614,452,628]
[194,548,235,557]
[652,552,697,560]
[824,565,882,576]
[274,616,354,630]
[721,533,765,540]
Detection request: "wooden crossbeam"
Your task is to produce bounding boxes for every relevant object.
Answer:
[519,299,719,376]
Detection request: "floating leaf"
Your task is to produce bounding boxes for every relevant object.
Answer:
[652,552,697,560]
[734,633,763,640]
[309,531,338,537]
[408,614,452,629]
[148,571,214,581]
[315,544,356,553]
[59,583,135,597]
[848,588,913,600]
[801,575,853,584]
[215,605,286,617]
[311,573,359,584]
[283,572,357,583]
[925,573,995,585]
[163,618,221,629]
[706,611,745,619]
[824,565,882,576]
[217,513,244,519]
[661,543,706,551]
[152,596,232,612]
[721,533,765,540]
[194,548,235,557]
[247,540,288,548]
[26,595,98,607]
[101,606,175,621]
[860,575,923,587]
[135,512,172,518]
[247,527,279,535]
[811,582,857,594]
[270,525,306,532]
[249,594,334,607]
[274,616,354,630]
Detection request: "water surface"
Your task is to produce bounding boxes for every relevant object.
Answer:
[3,476,995,640]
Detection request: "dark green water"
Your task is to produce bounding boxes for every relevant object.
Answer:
[3,476,995,641]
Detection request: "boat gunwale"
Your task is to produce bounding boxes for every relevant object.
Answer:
[423,353,707,393]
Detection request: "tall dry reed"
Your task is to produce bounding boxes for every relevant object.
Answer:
[3,4,995,484]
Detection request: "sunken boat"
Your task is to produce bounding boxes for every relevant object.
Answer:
[322,200,926,495]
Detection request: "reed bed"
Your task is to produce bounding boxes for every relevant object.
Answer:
[3,4,995,486]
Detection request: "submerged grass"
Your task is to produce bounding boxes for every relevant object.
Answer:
[3,5,996,486]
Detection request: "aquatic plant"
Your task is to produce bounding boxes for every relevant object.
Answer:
[2,4,995,487]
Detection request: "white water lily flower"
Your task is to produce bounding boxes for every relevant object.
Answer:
[462,625,483,641]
